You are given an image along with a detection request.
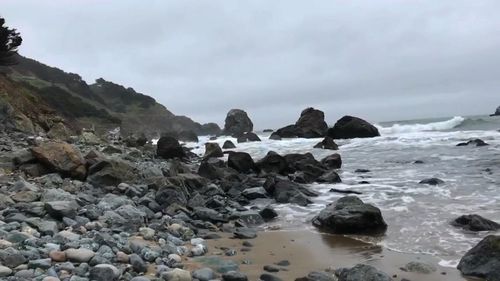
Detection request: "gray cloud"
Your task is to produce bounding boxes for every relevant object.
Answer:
[3,0,500,128]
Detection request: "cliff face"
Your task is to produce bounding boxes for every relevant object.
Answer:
[0,55,219,136]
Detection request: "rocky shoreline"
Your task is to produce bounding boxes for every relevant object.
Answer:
[0,108,498,281]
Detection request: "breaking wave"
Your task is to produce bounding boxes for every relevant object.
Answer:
[377,116,465,134]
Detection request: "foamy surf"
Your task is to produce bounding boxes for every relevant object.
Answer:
[376,116,465,134]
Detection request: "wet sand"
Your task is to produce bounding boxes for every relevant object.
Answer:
[190,230,478,281]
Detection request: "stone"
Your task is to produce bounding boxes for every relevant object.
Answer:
[321,154,342,169]
[451,214,500,231]
[224,109,253,136]
[28,258,51,269]
[263,265,280,272]
[222,271,248,281]
[227,151,256,173]
[0,247,27,268]
[45,200,79,219]
[260,273,283,281]
[335,264,393,281]
[130,253,147,273]
[294,107,328,138]
[312,196,387,235]
[295,271,335,281]
[0,265,12,277]
[139,227,155,240]
[204,142,223,159]
[31,141,86,180]
[49,250,66,262]
[237,132,261,143]
[175,130,199,142]
[192,267,215,281]
[163,268,192,281]
[222,140,236,149]
[457,139,489,147]
[327,116,380,139]
[400,261,436,274]
[234,228,257,239]
[89,264,120,281]
[259,206,278,221]
[65,248,96,263]
[87,158,137,187]
[317,170,342,184]
[242,187,268,200]
[264,177,316,206]
[314,137,339,150]
[457,235,500,281]
[257,151,287,175]
[156,136,185,159]
[419,178,444,185]
[79,131,101,145]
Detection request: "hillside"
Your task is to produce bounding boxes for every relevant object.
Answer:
[0,55,220,137]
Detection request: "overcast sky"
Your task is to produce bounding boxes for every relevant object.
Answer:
[3,1,500,128]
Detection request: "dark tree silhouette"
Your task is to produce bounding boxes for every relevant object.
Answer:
[0,17,22,66]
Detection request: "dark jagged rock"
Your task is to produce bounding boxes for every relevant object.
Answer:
[452,214,500,231]
[30,141,87,180]
[327,116,380,139]
[458,235,500,281]
[264,177,317,206]
[237,132,261,143]
[200,122,222,135]
[224,109,253,136]
[259,206,278,221]
[156,136,185,159]
[124,133,148,147]
[295,107,328,138]
[314,137,338,150]
[312,196,387,235]
[270,125,299,139]
[257,151,287,175]
[335,264,393,281]
[222,271,248,281]
[284,153,327,183]
[204,142,223,159]
[329,188,362,195]
[198,158,231,180]
[228,152,257,174]
[317,170,341,183]
[269,133,282,140]
[490,106,500,116]
[222,140,236,149]
[155,185,188,207]
[457,139,489,147]
[260,273,283,281]
[321,154,342,169]
[176,130,199,142]
[419,178,444,185]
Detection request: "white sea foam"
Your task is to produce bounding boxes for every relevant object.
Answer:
[376,116,465,134]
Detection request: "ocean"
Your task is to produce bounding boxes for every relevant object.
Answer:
[189,115,500,268]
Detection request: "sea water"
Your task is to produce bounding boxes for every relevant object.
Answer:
[187,115,500,267]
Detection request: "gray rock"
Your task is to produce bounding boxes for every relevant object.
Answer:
[260,273,283,281]
[227,151,256,174]
[162,268,191,281]
[327,116,380,139]
[0,247,27,268]
[458,235,500,281]
[97,193,134,210]
[88,158,137,187]
[115,204,146,231]
[45,200,79,219]
[296,271,336,281]
[65,248,96,263]
[0,265,12,277]
[312,196,387,235]
[419,178,445,185]
[234,228,257,239]
[452,214,500,231]
[129,253,147,273]
[156,136,186,160]
[222,140,236,149]
[224,109,253,136]
[89,264,120,281]
[204,142,223,159]
[400,261,436,274]
[28,258,52,269]
[222,271,248,281]
[335,264,393,281]
[192,267,215,281]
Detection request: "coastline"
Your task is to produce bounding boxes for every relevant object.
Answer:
[192,229,476,281]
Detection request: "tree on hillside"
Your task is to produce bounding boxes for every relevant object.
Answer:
[0,17,22,66]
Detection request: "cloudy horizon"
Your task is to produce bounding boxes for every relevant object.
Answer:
[3,0,500,129]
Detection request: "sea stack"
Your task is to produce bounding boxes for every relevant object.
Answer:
[490,106,500,116]
[223,109,253,136]
[327,115,380,139]
[271,107,328,139]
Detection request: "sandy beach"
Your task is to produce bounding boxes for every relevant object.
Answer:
[189,230,478,281]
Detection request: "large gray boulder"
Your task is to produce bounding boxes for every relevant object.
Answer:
[30,141,87,180]
[452,214,500,231]
[327,116,380,139]
[457,235,500,281]
[263,177,318,206]
[224,109,253,136]
[156,136,185,159]
[312,196,387,235]
[270,107,328,139]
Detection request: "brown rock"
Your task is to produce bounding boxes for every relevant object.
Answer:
[31,141,87,180]
[49,250,67,262]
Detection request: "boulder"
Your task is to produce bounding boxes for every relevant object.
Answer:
[200,122,222,136]
[335,264,393,281]
[87,158,137,187]
[321,154,342,169]
[89,264,120,281]
[198,158,229,180]
[224,109,253,136]
[419,178,444,185]
[257,151,287,175]
[45,201,79,219]
[204,142,223,159]
[237,132,261,143]
[264,177,317,206]
[31,141,86,180]
[314,137,338,150]
[271,125,298,139]
[79,131,102,145]
[228,152,257,173]
[451,214,500,231]
[156,136,186,159]
[327,116,380,139]
[284,153,327,183]
[317,170,341,183]
[47,122,72,141]
[124,133,148,147]
[163,268,192,281]
[490,106,500,116]
[312,196,387,235]
[176,130,199,142]
[222,140,236,149]
[457,139,489,147]
[457,235,500,281]
[295,107,328,138]
[155,186,188,207]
